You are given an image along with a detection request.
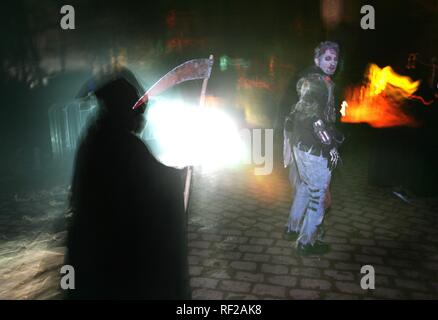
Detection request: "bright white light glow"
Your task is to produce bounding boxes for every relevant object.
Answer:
[142,98,246,171]
[340,100,348,117]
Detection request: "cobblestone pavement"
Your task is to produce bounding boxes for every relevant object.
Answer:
[0,187,67,299]
[0,141,437,299]
[186,143,438,300]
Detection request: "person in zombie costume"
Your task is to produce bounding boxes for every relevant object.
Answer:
[65,68,191,299]
[283,41,344,255]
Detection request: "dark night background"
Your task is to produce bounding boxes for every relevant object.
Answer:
[0,0,438,301]
[0,0,437,195]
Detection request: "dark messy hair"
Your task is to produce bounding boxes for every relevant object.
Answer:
[314,41,340,60]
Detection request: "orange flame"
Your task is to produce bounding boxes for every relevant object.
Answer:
[342,64,421,128]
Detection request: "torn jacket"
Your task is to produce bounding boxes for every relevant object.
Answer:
[284,66,344,166]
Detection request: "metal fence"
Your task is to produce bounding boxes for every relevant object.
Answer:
[48,97,97,160]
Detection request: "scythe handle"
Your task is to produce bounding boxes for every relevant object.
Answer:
[184,54,214,213]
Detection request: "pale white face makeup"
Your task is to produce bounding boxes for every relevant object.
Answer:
[314,49,338,75]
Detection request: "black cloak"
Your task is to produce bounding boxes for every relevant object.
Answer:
[65,70,191,299]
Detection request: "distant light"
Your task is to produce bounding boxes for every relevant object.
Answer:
[220,55,230,71]
[219,55,251,72]
[321,0,343,29]
[29,80,38,89]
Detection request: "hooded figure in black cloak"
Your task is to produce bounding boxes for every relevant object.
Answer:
[65,69,191,299]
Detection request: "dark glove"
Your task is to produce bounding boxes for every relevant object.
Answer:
[329,126,345,146]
